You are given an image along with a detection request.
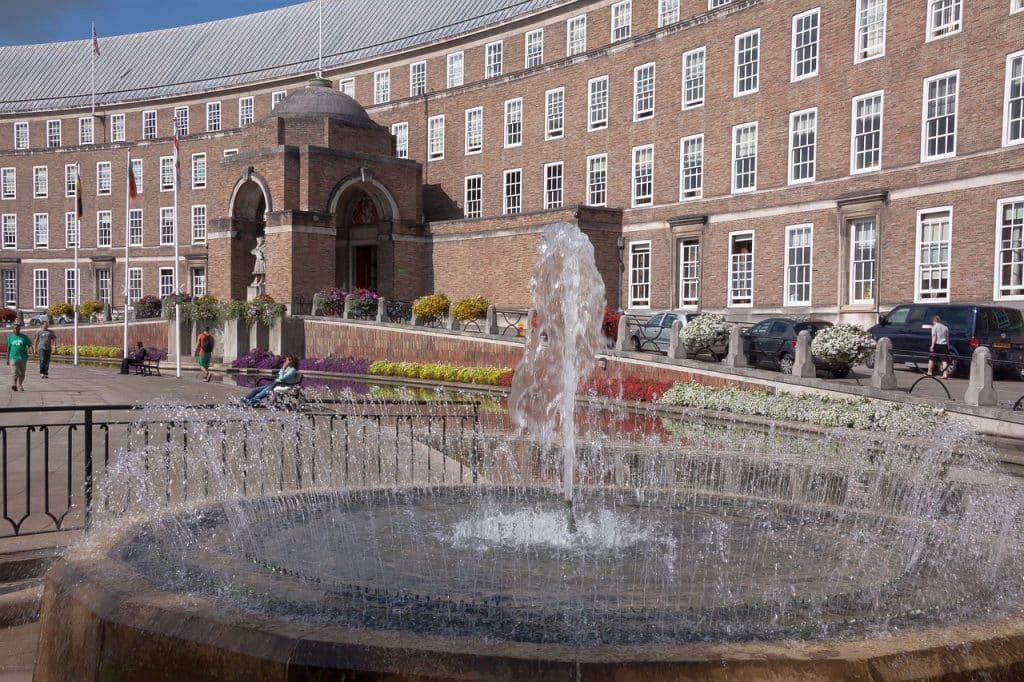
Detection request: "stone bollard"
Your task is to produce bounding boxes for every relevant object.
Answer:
[965,347,998,407]
[447,315,460,332]
[793,329,816,378]
[343,294,354,320]
[870,338,898,390]
[411,313,424,327]
[668,319,687,360]
[724,324,748,367]
[376,298,387,323]
[615,315,630,352]
[486,305,498,336]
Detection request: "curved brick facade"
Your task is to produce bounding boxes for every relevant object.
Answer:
[1,0,1022,326]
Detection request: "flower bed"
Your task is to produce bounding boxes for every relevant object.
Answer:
[582,376,674,402]
[679,313,729,352]
[369,360,509,386]
[811,324,876,365]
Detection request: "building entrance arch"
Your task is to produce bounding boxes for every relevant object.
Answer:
[328,175,398,293]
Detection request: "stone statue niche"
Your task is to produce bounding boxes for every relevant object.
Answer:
[247,235,267,301]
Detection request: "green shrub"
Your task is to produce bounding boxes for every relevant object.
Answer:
[53,344,122,358]
[78,299,104,318]
[368,359,510,386]
[0,308,15,323]
[451,296,489,322]
[48,302,74,318]
[176,295,226,325]
[223,295,286,327]
[412,293,450,319]
[811,324,876,365]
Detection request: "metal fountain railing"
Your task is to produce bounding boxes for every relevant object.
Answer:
[0,401,481,540]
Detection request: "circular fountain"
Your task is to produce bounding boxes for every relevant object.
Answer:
[35,224,1024,680]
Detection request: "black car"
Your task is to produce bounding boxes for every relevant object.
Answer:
[868,303,1024,378]
[741,318,850,377]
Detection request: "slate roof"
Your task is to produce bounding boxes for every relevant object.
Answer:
[0,0,566,114]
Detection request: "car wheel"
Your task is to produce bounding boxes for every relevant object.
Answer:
[864,354,875,370]
[831,366,851,379]
[945,350,960,378]
[778,354,795,375]
[632,336,642,352]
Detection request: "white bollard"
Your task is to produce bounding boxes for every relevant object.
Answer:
[724,325,747,367]
[965,347,998,407]
[793,329,816,378]
[668,319,687,360]
[870,338,898,390]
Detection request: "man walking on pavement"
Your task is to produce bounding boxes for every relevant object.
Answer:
[34,321,56,379]
[6,323,31,392]
[194,326,214,382]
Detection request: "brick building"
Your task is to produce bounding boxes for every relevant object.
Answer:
[0,0,1022,325]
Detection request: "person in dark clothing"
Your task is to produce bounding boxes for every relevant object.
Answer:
[120,341,149,374]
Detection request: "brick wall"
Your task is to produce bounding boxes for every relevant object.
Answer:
[2,320,167,353]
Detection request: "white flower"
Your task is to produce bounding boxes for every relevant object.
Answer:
[811,324,876,365]
[679,314,730,351]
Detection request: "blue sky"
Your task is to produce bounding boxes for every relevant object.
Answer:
[0,0,306,46]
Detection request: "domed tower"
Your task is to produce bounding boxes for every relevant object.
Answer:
[208,78,423,309]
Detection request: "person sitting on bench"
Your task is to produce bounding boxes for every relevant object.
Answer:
[240,355,300,406]
[120,341,149,375]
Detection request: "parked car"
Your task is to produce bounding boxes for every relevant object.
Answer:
[741,318,851,377]
[28,311,72,325]
[628,311,726,359]
[868,303,1024,379]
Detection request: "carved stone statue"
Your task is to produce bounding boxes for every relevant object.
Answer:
[250,236,267,287]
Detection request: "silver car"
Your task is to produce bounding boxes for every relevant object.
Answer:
[628,311,725,359]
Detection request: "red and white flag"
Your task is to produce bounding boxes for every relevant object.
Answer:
[91,22,100,56]
[127,153,138,200]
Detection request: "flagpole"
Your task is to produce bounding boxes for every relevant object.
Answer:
[317,0,323,78]
[91,22,97,116]
[173,135,182,379]
[73,165,80,366]
[122,151,130,360]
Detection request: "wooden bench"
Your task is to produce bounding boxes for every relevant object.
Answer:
[132,358,161,376]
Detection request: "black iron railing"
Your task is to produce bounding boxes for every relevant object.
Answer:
[0,401,481,539]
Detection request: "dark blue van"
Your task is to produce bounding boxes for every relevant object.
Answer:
[868,304,1024,378]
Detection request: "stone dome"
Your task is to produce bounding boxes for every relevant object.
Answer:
[273,78,378,127]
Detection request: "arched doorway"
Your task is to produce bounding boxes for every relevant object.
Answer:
[223,175,270,300]
[329,177,397,293]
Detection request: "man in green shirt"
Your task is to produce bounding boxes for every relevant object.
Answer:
[6,323,31,392]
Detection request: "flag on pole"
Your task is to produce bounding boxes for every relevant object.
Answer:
[127,155,138,199]
[75,164,83,219]
[172,134,180,190]
[92,23,100,56]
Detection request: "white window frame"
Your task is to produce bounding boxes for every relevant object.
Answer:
[33,269,48,310]
[110,114,125,142]
[567,15,587,56]
[339,79,355,97]
[728,231,754,307]
[926,0,962,41]
[543,161,563,210]
[1004,50,1024,147]
[628,240,651,309]
[679,134,704,201]
[192,205,207,245]
[611,0,632,43]
[588,76,609,131]
[33,166,48,199]
[160,207,176,246]
[850,218,877,304]
[502,169,522,215]
[587,153,608,207]
[409,62,426,97]
[159,267,175,298]
[791,8,820,82]
[921,70,959,162]
[392,122,409,158]
[681,47,706,109]
[128,208,143,247]
[788,108,817,185]
[65,268,78,305]
[191,268,206,297]
[732,122,758,194]
[545,88,564,140]
[784,224,813,306]
[174,106,189,137]
[485,41,503,79]
[96,161,111,196]
[995,196,1024,300]
[850,91,884,174]
[14,122,28,150]
[78,116,94,145]
[678,239,701,308]
[33,213,48,249]
[631,144,654,207]
[1,215,15,248]
[127,268,142,305]
[65,164,76,198]
[464,108,483,155]
[734,29,760,97]
[191,153,206,189]
[373,70,390,104]
[1013,0,1024,14]
[96,210,112,248]
[855,0,887,63]
[633,62,656,121]
[446,52,464,89]
[2,270,16,308]
[525,29,544,68]
[464,175,483,219]
[915,207,952,302]
[159,157,174,192]
[272,90,287,108]
[47,120,61,148]
[1,168,14,200]
[206,102,222,132]
[659,0,680,26]
[238,96,254,126]
[97,270,111,305]
[65,212,78,248]
[142,110,157,140]
[504,98,522,148]
[427,115,445,161]
[131,158,143,195]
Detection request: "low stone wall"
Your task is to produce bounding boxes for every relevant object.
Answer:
[2,320,168,353]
